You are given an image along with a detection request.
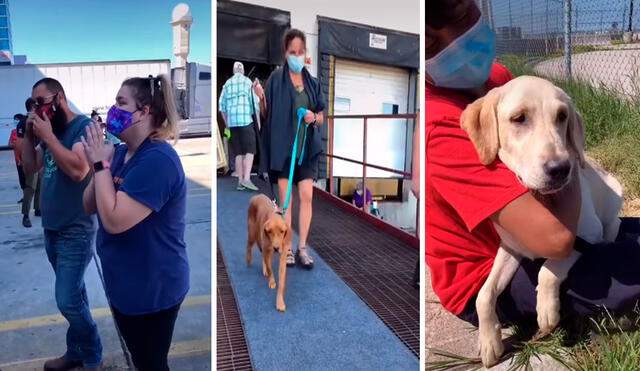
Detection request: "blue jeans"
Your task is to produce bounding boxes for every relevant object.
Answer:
[45,228,102,368]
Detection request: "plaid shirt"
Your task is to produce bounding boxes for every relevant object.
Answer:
[218,73,260,128]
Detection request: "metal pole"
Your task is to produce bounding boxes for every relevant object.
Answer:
[630,0,634,32]
[362,118,368,213]
[415,199,419,239]
[508,0,513,30]
[530,0,535,35]
[329,117,334,195]
[545,0,549,55]
[564,0,572,78]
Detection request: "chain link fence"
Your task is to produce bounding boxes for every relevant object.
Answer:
[480,0,640,99]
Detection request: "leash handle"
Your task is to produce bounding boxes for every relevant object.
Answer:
[282,108,307,219]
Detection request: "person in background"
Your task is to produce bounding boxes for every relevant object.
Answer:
[8,114,25,205]
[219,61,260,191]
[92,110,120,145]
[254,29,326,269]
[22,78,102,371]
[90,110,100,123]
[82,75,189,371]
[426,2,640,366]
[20,99,42,224]
[352,181,373,214]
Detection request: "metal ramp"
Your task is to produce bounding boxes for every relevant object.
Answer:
[216,176,419,370]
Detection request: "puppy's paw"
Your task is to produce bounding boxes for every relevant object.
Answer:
[478,323,503,368]
[536,289,561,336]
[276,299,286,312]
[269,279,276,290]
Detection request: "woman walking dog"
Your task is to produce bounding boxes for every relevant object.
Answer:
[82,75,189,371]
[254,28,326,269]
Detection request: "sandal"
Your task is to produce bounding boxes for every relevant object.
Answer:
[286,248,295,266]
[296,246,314,269]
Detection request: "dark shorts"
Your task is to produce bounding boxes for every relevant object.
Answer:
[273,156,317,184]
[229,123,256,156]
[457,217,640,327]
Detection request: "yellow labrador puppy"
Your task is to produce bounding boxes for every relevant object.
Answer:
[460,76,623,367]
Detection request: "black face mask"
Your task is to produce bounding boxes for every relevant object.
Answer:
[50,98,68,135]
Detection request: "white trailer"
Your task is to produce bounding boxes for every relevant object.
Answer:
[0,59,211,147]
[174,62,212,137]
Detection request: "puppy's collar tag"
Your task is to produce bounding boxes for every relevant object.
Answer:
[272,199,286,219]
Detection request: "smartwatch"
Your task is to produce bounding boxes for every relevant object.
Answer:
[93,160,111,173]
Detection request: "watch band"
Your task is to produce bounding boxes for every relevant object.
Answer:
[93,160,111,173]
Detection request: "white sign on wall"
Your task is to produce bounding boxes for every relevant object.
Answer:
[369,33,387,50]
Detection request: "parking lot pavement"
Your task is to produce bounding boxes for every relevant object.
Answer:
[0,137,212,370]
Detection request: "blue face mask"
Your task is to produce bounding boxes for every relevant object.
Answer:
[13,119,19,126]
[425,17,496,89]
[287,55,305,73]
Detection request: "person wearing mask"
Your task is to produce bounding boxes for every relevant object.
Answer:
[426,0,640,359]
[254,28,326,269]
[82,75,189,371]
[352,181,373,214]
[219,61,261,191]
[21,78,102,371]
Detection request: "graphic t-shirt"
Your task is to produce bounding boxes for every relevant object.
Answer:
[425,63,528,315]
[97,138,190,315]
[40,115,95,232]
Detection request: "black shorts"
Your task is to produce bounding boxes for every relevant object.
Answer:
[229,123,256,156]
[273,157,317,184]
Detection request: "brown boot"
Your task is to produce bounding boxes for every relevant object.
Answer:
[43,356,82,371]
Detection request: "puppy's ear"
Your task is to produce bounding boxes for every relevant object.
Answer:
[567,102,586,168]
[460,89,501,165]
[262,219,272,240]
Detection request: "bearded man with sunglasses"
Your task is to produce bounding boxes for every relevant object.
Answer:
[22,78,103,371]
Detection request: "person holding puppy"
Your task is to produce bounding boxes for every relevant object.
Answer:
[253,28,326,269]
[426,0,640,337]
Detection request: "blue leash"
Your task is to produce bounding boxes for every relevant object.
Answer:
[281,107,308,219]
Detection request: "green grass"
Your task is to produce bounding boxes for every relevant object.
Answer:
[498,54,640,198]
[426,310,640,370]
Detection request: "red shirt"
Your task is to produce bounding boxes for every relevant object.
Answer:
[425,63,528,315]
[9,129,20,164]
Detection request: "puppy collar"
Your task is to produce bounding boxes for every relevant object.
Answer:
[271,199,285,219]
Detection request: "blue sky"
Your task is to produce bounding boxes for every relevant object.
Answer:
[8,0,211,65]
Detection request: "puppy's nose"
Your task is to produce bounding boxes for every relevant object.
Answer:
[543,159,571,181]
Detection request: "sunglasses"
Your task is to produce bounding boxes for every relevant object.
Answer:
[34,93,58,108]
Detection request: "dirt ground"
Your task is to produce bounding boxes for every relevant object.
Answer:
[621,198,640,217]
